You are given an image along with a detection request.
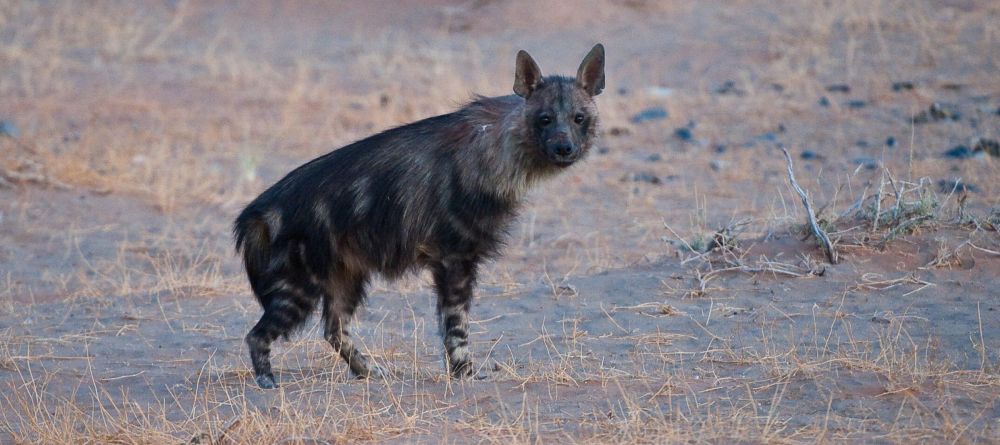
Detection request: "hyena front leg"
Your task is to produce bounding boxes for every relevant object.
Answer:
[432,258,479,378]
[322,271,387,379]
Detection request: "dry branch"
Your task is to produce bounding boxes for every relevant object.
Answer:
[780,147,838,264]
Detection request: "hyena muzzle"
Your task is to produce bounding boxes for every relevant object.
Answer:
[234,44,605,389]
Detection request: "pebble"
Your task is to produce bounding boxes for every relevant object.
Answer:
[871,316,891,324]
[818,96,830,107]
[846,100,867,109]
[757,132,778,143]
[885,136,897,148]
[826,84,851,93]
[713,144,727,154]
[630,106,668,124]
[891,81,915,91]
[709,160,725,171]
[0,120,20,138]
[714,80,745,96]
[913,103,960,124]
[673,127,693,142]
[646,153,662,162]
[632,172,661,185]
[937,178,979,194]
[852,157,879,170]
[943,145,975,159]
[608,127,630,137]
[644,86,674,98]
[800,150,821,160]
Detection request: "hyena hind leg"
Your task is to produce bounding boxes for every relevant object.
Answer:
[246,285,318,389]
[432,259,481,378]
[321,273,387,380]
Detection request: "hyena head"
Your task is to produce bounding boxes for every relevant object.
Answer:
[513,44,605,168]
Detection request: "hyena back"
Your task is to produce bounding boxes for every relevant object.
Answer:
[235,44,605,389]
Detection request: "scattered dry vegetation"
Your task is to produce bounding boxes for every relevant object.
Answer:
[2,0,999,443]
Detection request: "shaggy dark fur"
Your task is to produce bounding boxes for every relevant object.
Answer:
[234,44,605,388]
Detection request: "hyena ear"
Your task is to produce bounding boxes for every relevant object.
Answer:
[576,43,605,96]
[513,50,543,98]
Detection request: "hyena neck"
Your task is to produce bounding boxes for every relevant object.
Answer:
[461,95,550,204]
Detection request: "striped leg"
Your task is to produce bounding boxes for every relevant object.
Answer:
[322,271,386,379]
[432,258,478,378]
[246,282,319,389]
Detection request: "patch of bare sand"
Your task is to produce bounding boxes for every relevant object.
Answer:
[1,188,997,442]
[2,0,1000,442]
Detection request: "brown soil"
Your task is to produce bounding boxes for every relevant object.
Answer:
[1,1,999,443]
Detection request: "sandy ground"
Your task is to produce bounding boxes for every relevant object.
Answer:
[1,0,999,443]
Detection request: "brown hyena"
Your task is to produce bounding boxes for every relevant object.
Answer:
[234,44,605,388]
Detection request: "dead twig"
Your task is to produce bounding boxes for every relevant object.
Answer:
[968,243,1000,256]
[780,147,838,264]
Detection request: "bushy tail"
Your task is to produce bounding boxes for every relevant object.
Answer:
[234,209,272,307]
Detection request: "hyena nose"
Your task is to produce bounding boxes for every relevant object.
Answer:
[553,142,575,157]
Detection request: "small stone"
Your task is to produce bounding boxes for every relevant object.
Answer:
[891,81,914,91]
[855,140,870,148]
[818,96,831,107]
[0,120,20,138]
[937,178,979,194]
[557,283,578,295]
[709,160,725,171]
[943,145,975,159]
[714,80,745,96]
[913,103,960,124]
[871,316,891,324]
[630,106,668,124]
[674,127,693,142]
[713,144,727,154]
[852,157,879,170]
[597,146,610,155]
[800,150,821,160]
[846,100,867,109]
[608,127,630,137]
[885,136,897,147]
[632,172,661,185]
[826,84,851,93]
[646,153,662,162]
[757,132,778,143]
[645,86,674,98]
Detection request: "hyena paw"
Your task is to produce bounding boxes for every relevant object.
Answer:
[449,359,476,379]
[355,363,389,380]
[368,363,389,380]
[255,373,277,389]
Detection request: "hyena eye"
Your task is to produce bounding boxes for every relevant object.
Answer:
[574,113,586,124]
[537,114,553,127]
